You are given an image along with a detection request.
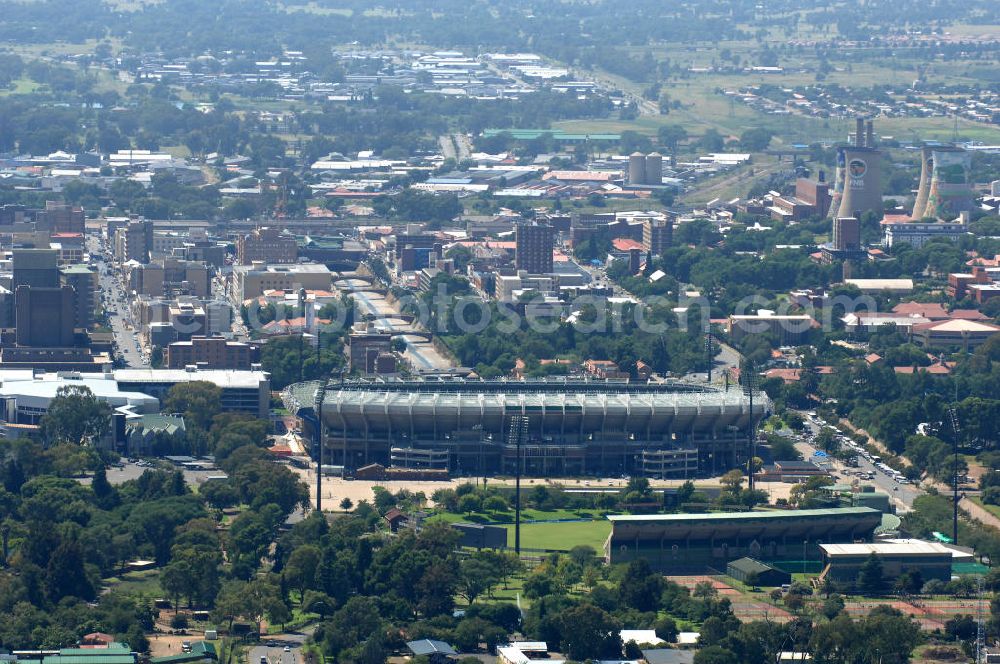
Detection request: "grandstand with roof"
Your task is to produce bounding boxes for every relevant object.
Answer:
[284,377,769,477]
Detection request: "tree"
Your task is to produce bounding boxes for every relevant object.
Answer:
[200,479,238,509]
[283,545,321,601]
[39,385,112,445]
[457,493,481,515]
[91,465,119,510]
[46,538,96,602]
[619,559,662,612]
[658,125,688,153]
[694,646,738,664]
[693,580,719,599]
[301,590,336,619]
[739,128,773,151]
[160,559,191,613]
[654,616,678,642]
[558,604,623,661]
[720,469,744,494]
[744,571,761,591]
[858,553,885,595]
[163,381,221,433]
[822,594,845,620]
[339,497,353,511]
[482,494,508,513]
[457,556,500,604]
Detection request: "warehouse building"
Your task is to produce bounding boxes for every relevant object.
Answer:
[818,539,974,586]
[726,557,791,587]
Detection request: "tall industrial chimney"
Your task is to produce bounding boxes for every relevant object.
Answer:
[855,117,865,147]
[865,120,875,149]
[912,146,934,219]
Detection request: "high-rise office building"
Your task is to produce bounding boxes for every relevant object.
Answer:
[14,285,75,347]
[114,219,154,264]
[12,248,60,290]
[515,222,554,274]
[35,201,85,234]
[642,218,673,256]
[236,227,298,265]
[61,264,97,331]
[832,217,861,252]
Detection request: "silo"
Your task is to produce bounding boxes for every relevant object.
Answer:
[912,146,934,219]
[835,146,883,220]
[645,152,663,185]
[628,152,646,186]
[924,147,973,219]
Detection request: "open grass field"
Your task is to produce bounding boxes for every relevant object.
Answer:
[503,519,612,552]
[102,568,163,598]
[428,507,613,551]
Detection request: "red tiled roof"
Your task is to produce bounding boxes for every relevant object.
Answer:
[612,238,644,252]
[892,301,949,319]
[949,309,990,321]
[764,368,802,382]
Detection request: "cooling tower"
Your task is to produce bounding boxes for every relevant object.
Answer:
[827,147,846,219]
[645,152,663,185]
[835,147,883,220]
[912,146,934,219]
[628,152,646,186]
[923,147,973,219]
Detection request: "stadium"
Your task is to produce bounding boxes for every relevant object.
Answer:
[286,378,768,477]
[605,507,884,572]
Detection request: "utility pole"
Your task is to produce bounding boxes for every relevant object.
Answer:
[741,359,759,493]
[314,381,326,513]
[705,332,713,383]
[948,406,961,545]
[508,415,528,554]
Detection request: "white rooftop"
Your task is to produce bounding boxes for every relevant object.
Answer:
[621,630,666,646]
[114,368,269,388]
[819,539,973,559]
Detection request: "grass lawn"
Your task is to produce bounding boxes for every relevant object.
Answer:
[103,569,163,598]
[502,519,611,552]
[970,497,1000,520]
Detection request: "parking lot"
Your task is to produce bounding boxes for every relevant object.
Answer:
[104,460,226,488]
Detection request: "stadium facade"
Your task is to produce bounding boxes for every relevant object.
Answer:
[605,507,883,572]
[287,378,769,477]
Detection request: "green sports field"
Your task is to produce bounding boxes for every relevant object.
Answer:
[502,519,612,552]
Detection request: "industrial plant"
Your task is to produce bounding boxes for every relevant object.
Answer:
[830,117,884,220]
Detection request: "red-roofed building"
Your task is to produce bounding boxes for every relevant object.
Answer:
[764,368,802,383]
[612,238,644,252]
[894,362,953,375]
[950,309,990,321]
[892,302,949,320]
[912,319,1000,349]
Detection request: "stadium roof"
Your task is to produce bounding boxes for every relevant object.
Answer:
[819,539,973,558]
[608,507,879,522]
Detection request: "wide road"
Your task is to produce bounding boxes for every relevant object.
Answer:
[88,234,147,368]
[794,411,921,511]
[248,633,306,664]
[338,281,455,372]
